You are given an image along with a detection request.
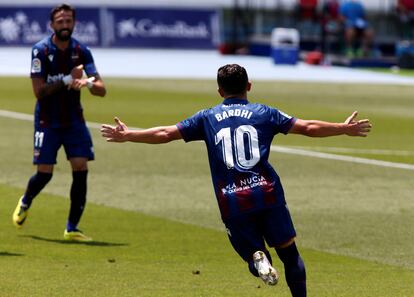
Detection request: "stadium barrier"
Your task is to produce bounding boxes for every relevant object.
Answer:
[0,6,220,49]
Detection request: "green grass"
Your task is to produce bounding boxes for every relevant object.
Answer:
[1,184,414,297]
[0,76,414,296]
[368,67,414,78]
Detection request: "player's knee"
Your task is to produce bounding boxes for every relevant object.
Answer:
[34,171,53,186]
[276,242,306,282]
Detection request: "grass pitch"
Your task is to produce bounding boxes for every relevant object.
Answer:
[0,76,413,296]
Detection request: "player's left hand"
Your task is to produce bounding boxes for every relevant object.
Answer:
[344,111,372,137]
[69,78,88,91]
[101,117,129,142]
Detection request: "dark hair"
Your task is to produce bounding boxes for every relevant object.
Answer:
[50,4,76,22]
[217,64,249,96]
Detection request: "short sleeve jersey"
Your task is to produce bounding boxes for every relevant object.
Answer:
[177,98,296,220]
[30,36,98,128]
[340,1,366,28]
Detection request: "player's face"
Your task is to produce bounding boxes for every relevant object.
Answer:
[51,10,74,42]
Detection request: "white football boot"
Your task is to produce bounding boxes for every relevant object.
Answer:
[253,251,279,286]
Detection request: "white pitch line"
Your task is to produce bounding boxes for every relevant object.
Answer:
[271,146,414,171]
[1,109,414,171]
[282,145,414,156]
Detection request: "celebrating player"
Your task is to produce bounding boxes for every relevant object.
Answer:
[13,4,106,242]
[100,64,371,296]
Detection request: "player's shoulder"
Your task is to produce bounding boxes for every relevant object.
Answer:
[32,36,51,52]
[248,102,274,112]
[70,38,93,57]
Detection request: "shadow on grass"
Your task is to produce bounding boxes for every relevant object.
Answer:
[0,251,24,257]
[21,235,129,247]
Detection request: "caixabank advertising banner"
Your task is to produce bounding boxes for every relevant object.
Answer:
[0,7,100,46]
[0,6,219,49]
[106,8,219,49]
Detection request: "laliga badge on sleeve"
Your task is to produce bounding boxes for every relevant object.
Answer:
[31,58,41,73]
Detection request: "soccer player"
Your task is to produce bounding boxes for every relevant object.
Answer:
[100,64,371,296]
[12,4,106,242]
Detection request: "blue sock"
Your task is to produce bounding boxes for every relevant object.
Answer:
[66,221,78,232]
[22,172,53,208]
[276,242,306,297]
[67,170,88,230]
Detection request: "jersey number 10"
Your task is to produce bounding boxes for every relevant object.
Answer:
[215,125,260,170]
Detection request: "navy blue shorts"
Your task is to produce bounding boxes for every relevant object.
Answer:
[33,124,94,164]
[224,205,296,262]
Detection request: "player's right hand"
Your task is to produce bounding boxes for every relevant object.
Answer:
[71,64,84,79]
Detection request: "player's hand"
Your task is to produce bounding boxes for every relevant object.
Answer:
[344,111,372,137]
[114,117,128,132]
[71,64,84,79]
[69,77,95,91]
[101,117,129,142]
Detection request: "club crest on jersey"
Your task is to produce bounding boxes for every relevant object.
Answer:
[31,58,41,73]
[48,55,54,62]
[33,49,39,57]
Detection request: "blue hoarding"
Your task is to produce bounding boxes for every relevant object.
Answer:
[0,6,219,49]
[108,8,219,49]
[0,7,100,46]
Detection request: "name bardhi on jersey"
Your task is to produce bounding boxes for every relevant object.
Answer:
[215,108,253,122]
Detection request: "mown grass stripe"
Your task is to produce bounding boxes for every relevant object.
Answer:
[2,109,413,171]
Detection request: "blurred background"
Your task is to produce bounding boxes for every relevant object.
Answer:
[1,0,414,68]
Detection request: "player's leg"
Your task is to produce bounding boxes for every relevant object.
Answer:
[13,127,58,228]
[68,157,88,230]
[21,165,54,207]
[275,240,306,297]
[224,211,278,285]
[62,124,94,241]
[262,205,306,297]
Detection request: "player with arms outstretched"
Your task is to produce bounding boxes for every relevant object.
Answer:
[101,64,371,296]
[13,4,106,242]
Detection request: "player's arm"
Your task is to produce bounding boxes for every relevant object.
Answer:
[86,73,106,97]
[32,65,84,100]
[70,73,106,97]
[67,69,106,97]
[72,47,106,97]
[32,77,64,100]
[101,117,182,144]
[289,111,371,137]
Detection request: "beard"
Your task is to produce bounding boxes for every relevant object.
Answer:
[55,28,73,41]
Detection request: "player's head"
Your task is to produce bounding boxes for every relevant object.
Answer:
[50,4,76,42]
[217,64,251,98]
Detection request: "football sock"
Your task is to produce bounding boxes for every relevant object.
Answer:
[22,172,53,208]
[248,250,272,277]
[67,170,88,231]
[276,242,306,297]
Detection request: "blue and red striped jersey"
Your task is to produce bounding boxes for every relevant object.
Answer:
[177,98,296,220]
[30,36,98,128]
